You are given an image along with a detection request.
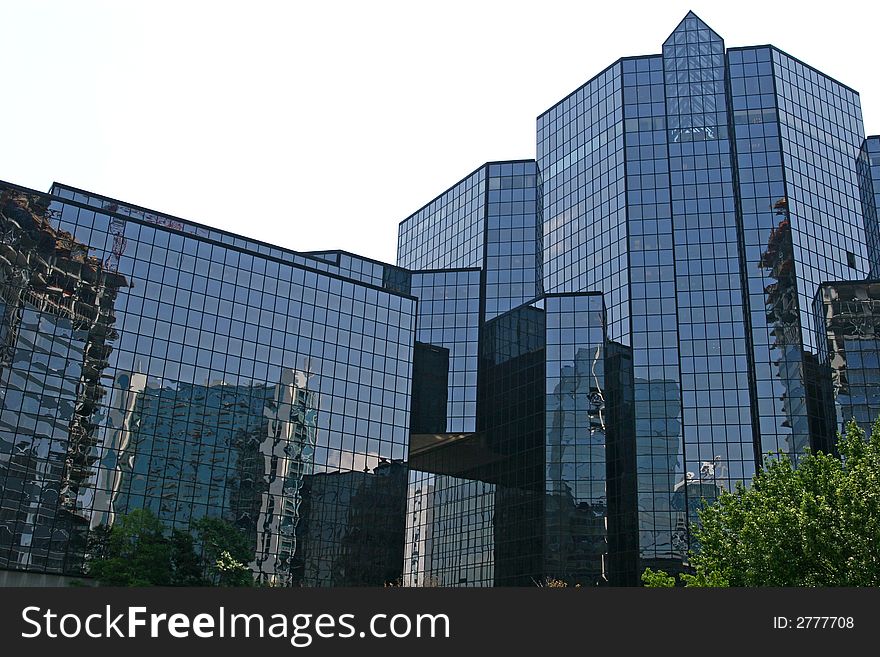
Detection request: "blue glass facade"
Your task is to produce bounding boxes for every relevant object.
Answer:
[859,137,880,276]
[544,293,610,584]
[743,45,865,459]
[0,182,415,585]
[664,23,755,559]
[538,12,872,581]
[410,270,481,434]
[539,65,627,337]
[2,11,879,588]
[398,160,542,320]
[485,162,542,319]
[397,168,486,271]
[398,160,614,586]
[404,293,611,586]
[815,280,880,436]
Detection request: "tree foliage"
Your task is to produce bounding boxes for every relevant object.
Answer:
[87,509,254,587]
[640,568,676,587]
[87,509,196,586]
[193,517,254,586]
[644,419,880,587]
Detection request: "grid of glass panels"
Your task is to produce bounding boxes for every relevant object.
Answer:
[49,187,416,299]
[773,50,867,356]
[858,137,880,276]
[478,302,546,490]
[305,251,412,295]
[103,380,271,530]
[663,17,754,514]
[399,160,542,322]
[728,46,798,462]
[537,62,628,341]
[728,45,812,461]
[410,270,481,434]
[403,470,496,587]
[729,44,867,458]
[814,281,880,436]
[621,54,687,569]
[0,182,416,585]
[544,293,607,585]
[49,183,334,274]
[308,251,384,284]
[476,302,546,585]
[51,185,416,301]
[397,168,486,271]
[0,286,94,572]
[294,462,407,586]
[485,161,541,319]
[623,51,683,559]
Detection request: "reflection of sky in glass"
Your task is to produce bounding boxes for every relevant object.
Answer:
[0,182,415,584]
[1,9,877,590]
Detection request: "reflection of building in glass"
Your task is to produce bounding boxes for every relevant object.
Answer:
[633,377,682,567]
[759,203,829,457]
[404,471,496,587]
[0,180,416,585]
[294,461,407,587]
[815,281,880,436]
[670,471,725,557]
[254,367,319,585]
[544,295,609,585]
[0,189,126,573]
[536,11,871,582]
[3,10,880,588]
[92,378,272,531]
[89,368,321,585]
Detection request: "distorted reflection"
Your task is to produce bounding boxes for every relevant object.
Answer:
[0,183,415,585]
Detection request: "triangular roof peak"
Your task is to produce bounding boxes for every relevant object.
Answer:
[663,11,724,47]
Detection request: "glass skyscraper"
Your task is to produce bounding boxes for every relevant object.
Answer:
[1,11,878,587]
[538,11,870,582]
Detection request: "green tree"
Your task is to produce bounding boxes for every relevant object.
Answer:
[88,509,188,586]
[193,517,254,586]
[643,419,880,587]
[169,528,207,586]
[87,510,255,586]
[640,568,676,587]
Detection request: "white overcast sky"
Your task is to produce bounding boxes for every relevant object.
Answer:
[2,0,879,265]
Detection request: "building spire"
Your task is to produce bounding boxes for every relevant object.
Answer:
[663,10,724,48]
